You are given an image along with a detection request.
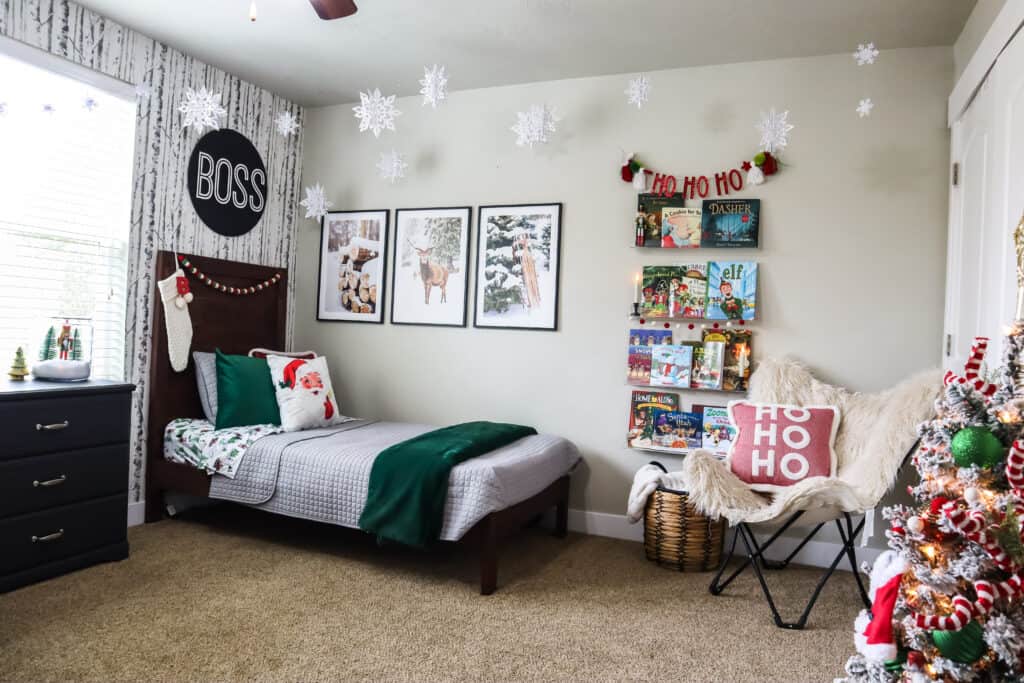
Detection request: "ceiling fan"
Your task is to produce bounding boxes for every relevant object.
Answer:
[308,0,358,20]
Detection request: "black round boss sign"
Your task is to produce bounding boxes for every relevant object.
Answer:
[186,129,267,237]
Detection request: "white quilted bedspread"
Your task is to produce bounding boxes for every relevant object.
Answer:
[170,420,579,541]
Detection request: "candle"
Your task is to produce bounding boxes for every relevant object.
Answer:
[737,343,749,377]
[634,273,641,304]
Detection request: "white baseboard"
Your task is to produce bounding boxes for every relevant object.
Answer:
[127,501,146,527]
[565,508,880,572]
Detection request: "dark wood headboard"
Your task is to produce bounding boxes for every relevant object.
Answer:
[145,250,288,474]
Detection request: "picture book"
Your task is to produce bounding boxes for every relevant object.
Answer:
[651,410,703,450]
[628,391,680,448]
[700,198,760,248]
[636,193,686,248]
[627,345,652,385]
[650,344,694,388]
[691,339,725,390]
[672,263,708,319]
[701,406,737,458]
[661,207,702,249]
[706,261,758,321]
[641,265,684,318]
[722,329,753,392]
[628,328,672,346]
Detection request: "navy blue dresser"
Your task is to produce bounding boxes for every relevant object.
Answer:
[0,378,134,592]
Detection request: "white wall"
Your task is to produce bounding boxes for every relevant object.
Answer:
[295,48,952,523]
[954,0,1009,80]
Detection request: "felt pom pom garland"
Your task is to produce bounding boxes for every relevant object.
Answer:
[177,255,282,295]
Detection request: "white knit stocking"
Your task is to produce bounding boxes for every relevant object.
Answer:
[157,269,193,372]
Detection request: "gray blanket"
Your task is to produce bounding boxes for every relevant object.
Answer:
[208,420,580,541]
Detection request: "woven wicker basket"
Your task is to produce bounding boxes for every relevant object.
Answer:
[643,463,725,572]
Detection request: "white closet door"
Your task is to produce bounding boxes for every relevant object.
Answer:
[945,28,1024,373]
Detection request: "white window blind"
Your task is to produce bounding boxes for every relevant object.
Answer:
[0,44,136,381]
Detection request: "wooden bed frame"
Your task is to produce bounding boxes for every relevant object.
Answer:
[144,250,569,594]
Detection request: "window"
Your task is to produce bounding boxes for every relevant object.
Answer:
[0,40,136,381]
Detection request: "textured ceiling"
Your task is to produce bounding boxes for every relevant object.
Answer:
[76,0,975,106]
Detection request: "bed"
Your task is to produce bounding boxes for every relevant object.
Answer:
[144,251,578,594]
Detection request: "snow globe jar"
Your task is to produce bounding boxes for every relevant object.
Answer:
[33,317,92,381]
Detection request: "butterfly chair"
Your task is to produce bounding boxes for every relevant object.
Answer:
[681,358,941,629]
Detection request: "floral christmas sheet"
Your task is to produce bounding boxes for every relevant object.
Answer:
[163,418,283,478]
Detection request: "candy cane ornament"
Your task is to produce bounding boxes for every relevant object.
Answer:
[943,502,1016,571]
[943,337,998,397]
[915,595,974,630]
[1007,441,1024,490]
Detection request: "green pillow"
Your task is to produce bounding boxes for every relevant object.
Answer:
[214,349,281,429]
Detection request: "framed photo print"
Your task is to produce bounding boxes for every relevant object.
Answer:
[391,207,472,327]
[474,203,562,331]
[317,209,389,323]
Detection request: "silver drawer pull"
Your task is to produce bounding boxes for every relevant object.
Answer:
[36,420,69,432]
[33,475,67,488]
[31,529,64,543]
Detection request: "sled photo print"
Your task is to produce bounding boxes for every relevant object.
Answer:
[391,207,472,327]
[474,203,562,331]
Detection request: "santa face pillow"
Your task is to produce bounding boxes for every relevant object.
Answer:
[726,401,840,492]
[266,355,349,432]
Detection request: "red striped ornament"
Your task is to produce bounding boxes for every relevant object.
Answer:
[943,337,998,397]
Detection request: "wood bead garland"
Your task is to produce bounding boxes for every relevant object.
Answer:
[177,255,282,296]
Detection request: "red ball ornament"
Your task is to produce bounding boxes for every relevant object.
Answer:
[739,320,745,326]
[907,651,925,669]
[891,525,905,536]
[688,324,694,330]
[663,323,670,329]
[639,318,645,324]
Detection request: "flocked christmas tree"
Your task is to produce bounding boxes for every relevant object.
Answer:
[70,328,82,361]
[38,326,57,361]
[845,216,1024,682]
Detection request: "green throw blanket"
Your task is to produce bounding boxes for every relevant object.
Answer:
[358,421,537,548]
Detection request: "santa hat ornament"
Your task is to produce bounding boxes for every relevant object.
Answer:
[157,268,194,372]
[854,550,909,662]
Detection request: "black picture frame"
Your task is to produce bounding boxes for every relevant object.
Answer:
[316,209,390,324]
[473,202,563,331]
[390,206,473,328]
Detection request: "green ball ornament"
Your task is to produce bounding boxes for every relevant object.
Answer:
[932,620,986,664]
[950,426,1005,468]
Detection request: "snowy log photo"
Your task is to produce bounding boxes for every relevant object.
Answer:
[392,207,471,326]
[317,210,389,323]
[474,203,562,330]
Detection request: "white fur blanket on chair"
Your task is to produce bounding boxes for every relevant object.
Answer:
[681,358,942,526]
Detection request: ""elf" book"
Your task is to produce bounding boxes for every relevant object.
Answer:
[706,261,758,321]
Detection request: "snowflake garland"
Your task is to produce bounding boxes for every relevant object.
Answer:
[419,64,448,109]
[178,87,226,133]
[274,110,300,137]
[853,42,880,66]
[857,98,874,118]
[352,88,401,137]
[511,104,559,148]
[376,150,408,184]
[299,183,332,221]
[756,107,793,154]
[625,74,650,110]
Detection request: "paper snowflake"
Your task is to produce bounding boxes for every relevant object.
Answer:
[377,150,408,184]
[511,104,559,148]
[83,96,99,112]
[625,74,650,110]
[299,183,332,221]
[353,88,401,137]
[857,98,874,118]
[42,104,55,114]
[419,64,448,109]
[274,110,300,137]
[853,42,880,66]
[756,108,793,154]
[178,87,226,133]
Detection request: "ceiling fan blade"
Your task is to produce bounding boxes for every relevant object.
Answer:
[309,0,358,20]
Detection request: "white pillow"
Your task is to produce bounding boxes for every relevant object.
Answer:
[265,355,348,432]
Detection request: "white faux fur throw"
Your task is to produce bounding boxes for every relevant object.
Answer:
[681,358,942,527]
[627,464,687,523]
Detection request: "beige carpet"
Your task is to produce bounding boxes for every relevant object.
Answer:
[1,507,860,682]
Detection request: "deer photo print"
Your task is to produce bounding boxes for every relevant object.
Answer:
[391,207,471,326]
[474,203,562,331]
[317,209,389,323]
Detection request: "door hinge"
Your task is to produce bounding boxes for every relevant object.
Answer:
[952,162,959,187]
[946,334,953,356]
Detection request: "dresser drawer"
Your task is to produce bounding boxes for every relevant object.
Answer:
[0,392,131,459]
[0,494,127,576]
[0,445,127,518]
